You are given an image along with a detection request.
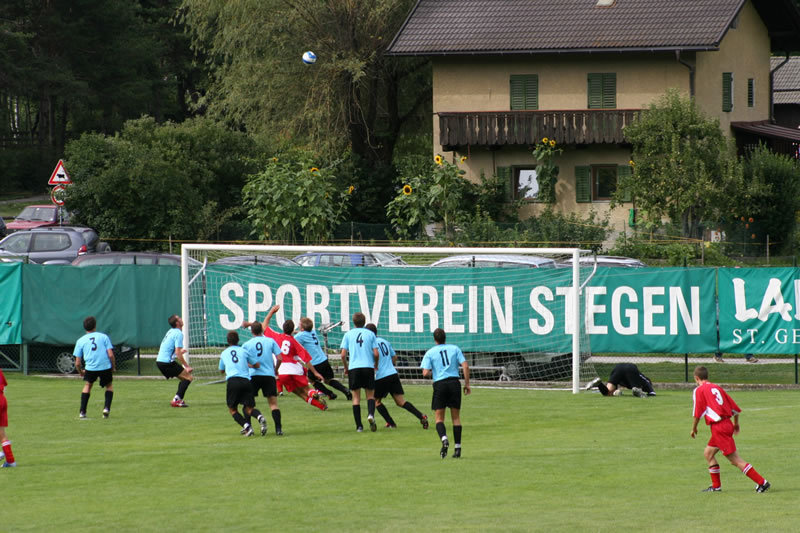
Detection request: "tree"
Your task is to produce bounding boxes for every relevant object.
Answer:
[64,117,260,247]
[619,90,760,238]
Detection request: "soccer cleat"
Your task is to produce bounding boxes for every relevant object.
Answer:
[328,393,337,400]
[421,415,430,430]
[701,486,722,492]
[747,357,759,363]
[240,426,249,435]
[1,462,17,468]
[79,412,87,419]
[713,355,725,363]
[440,437,449,459]
[102,408,110,419]
[313,392,328,410]
[258,415,268,436]
[275,428,283,436]
[452,447,461,459]
[756,481,771,493]
[368,415,377,432]
[584,377,602,391]
[356,426,364,433]
[242,424,255,437]
[345,391,353,401]
[171,399,188,407]
[632,387,646,398]
[385,423,397,429]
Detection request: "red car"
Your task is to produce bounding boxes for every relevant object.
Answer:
[5,204,70,232]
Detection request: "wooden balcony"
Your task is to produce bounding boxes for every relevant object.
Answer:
[438,109,640,150]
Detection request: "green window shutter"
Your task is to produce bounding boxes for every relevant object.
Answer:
[617,165,632,202]
[602,73,616,109]
[747,78,754,108]
[575,166,591,203]
[722,72,733,112]
[510,75,538,110]
[497,166,513,202]
[588,74,603,109]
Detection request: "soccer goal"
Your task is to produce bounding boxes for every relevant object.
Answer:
[181,244,598,392]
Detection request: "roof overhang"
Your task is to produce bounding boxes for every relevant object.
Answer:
[731,121,800,142]
[388,46,718,57]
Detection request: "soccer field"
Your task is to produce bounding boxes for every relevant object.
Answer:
[2,377,797,532]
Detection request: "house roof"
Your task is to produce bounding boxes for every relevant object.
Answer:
[731,121,800,142]
[387,0,800,56]
[771,56,800,105]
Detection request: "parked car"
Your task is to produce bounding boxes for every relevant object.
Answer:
[562,255,647,268]
[5,204,70,232]
[294,252,407,267]
[0,225,110,264]
[29,344,139,374]
[214,255,300,267]
[72,251,186,266]
[429,254,558,269]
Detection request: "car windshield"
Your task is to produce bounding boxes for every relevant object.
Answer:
[16,206,56,222]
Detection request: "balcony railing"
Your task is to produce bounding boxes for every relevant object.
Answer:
[438,109,640,149]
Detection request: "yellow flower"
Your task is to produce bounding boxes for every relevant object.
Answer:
[542,137,549,144]
[402,184,412,195]
[549,140,556,147]
[629,160,635,166]
[348,185,355,195]
[460,156,467,163]
[272,157,278,163]
[310,167,319,173]
[434,155,443,165]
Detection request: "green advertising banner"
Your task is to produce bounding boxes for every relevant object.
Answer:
[718,267,800,354]
[0,263,23,345]
[206,266,718,354]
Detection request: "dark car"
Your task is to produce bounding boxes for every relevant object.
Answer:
[0,225,110,264]
[72,251,184,266]
[5,204,70,232]
[214,255,300,266]
[294,252,407,267]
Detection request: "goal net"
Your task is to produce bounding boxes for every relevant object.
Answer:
[181,245,598,392]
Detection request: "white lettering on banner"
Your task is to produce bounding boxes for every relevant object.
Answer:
[306,285,330,327]
[247,283,272,323]
[484,286,513,334]
[795,280,800,320]
[670,286,700,335]
[357,285,385,325]
[732,278,759,321]
[389,286,410,333]
[611,287,638,335]
[414,286,439,332]
[468,285,479,333]
[586,286,607,334]
[758,278,793,321]
[220,282,244,329]
[556,287,576,335]
[643,287,666,335]
[332,285,358,330]
[732,328,758,344]
[528,287,554,334]
[276,285,301,324]
[443,285,465,333]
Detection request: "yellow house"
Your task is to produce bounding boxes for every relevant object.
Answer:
[387,0,800,234]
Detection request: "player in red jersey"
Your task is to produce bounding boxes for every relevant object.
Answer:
[243,305,327,412]
[0,368,17,467]
[691,366,769,493]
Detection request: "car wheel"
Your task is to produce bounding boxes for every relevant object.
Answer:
[55,351,76,374]
[97,242,111,253]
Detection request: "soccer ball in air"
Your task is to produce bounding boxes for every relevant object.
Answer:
[302,51,317,65]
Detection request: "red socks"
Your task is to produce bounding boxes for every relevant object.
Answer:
[306,389,326,410]
[742,463,765,485]
[708,464,721,488]
[2,439,14,464]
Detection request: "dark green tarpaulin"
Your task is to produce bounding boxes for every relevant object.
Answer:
[0,263,23,345]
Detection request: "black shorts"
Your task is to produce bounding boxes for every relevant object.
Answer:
[313,360,335,381]
[608,363,654,393]
[251,375,277,398]
[157,361,184,379]
[375,374,404,400]
[348,367,375,391]
[84,368,113,388]
[432,377,462,410]
[226,377,255,409]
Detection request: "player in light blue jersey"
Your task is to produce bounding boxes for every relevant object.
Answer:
[340,312,379,432]
[365,323,428,430]
[218,330,268,436]
[156,315,193,407]
[241,322,284,435]
[421,328,471,458]
[296,317,351,401]
[73,316,116,419]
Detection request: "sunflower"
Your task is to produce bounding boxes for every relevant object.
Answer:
[460,156,468,163]
[549,139,556,147]
[542,137,549,144]
[310,167,319,173]
[434,154,443,165]
[348,185,355,195]
[629,160,635,166]
[402,184,413,195]
[272,157,278,163]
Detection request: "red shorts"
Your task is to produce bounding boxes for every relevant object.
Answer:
[708,418,737,455]
[278,374,309,393]
[0,393,8,427]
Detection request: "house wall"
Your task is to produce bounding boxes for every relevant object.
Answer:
[694,0,771,131]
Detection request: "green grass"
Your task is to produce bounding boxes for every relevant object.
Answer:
[2,376,797,532]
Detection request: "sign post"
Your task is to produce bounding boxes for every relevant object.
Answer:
[48,160,72,222]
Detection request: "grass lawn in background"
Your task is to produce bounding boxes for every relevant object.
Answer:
[2,376,797,532]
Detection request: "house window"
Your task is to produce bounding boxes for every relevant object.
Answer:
[722,72,734,112]
[515,167,539,200]
[747,78,755,107]
[575,165,632,203]
[588,73,616,109]
[510,75,538,110]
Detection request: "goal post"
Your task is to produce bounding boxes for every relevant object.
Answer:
[181,244,598,392]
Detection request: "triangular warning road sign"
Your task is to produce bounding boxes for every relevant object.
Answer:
[48,159,72,185]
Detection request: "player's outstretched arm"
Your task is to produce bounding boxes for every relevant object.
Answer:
[262,304,280,332]
[75,356,84,376]
[732,414,740,434]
